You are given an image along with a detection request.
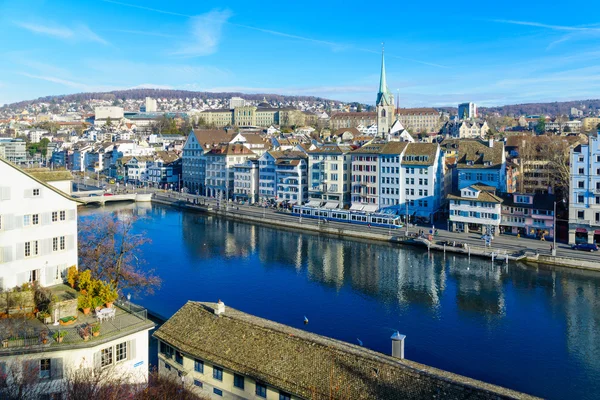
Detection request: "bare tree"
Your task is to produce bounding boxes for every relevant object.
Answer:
[78,212,161,295]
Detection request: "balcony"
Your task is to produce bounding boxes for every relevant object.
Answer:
[0,287,153,355]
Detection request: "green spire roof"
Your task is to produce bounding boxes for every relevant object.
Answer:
[377,47,392,106]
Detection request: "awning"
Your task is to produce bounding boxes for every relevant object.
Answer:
[350,204,364,211]
[306,200,321,207]
[363,205,378,213]
[324,202,339,209]
[576,228,588,233]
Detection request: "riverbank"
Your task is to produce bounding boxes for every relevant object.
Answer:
[151,194,600,272]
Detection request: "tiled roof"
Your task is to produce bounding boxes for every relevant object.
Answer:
[447,189,503,204]
[208,143,255,156]
[192,129,234,150]
[330,112,376,120]
[395,108,438,115]
[333,127,361,137]
[402,143,438,165]
[456,140,503,169]
[500,193,555,210]
[308,144,354,154]
[154,302,534,400]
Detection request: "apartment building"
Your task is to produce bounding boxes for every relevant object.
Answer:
[499,193,555,239]
[401,143,443,222]
[148,152,182,189]
[275,152,308,205]
[154,301,524,400]
[258,151,278,202]
[569,134,600,244]
[458,102,477,119]
[379,142,409,211]
[0,138,27,163]
[395,108,440,133]
[205,144,256,200]
[456,139,506,191]
[448,184,503,236]
[351,142,386,211]
[233,159,259,203]
[0,158,78,289]
[307,144,353,208]
[329,112,377,130]
[182,129,233,195]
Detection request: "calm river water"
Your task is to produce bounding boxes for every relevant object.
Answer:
[80,203,600,400]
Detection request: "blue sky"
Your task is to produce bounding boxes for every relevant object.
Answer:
[1,0,600,107]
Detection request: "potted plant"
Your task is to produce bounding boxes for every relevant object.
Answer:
[91,324,100,337]
[99,282,118,308]
[78,293,92,315]
[38,311,51,324]
[79,325,91,341]
[40,330,49,345]
[92,296,104,312]
[53,331,66,343]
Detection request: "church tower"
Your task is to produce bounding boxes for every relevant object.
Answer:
[376,47,395,138]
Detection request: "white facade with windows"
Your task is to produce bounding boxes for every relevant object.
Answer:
[258,152,278,201]
[307,145,352,208]
[0,329,150,398]
[569,134,600,244]
[448,185,503,236]
[233,159,259,203]
[0,159,78,290]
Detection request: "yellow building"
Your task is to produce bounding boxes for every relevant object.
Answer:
[199,103,308,128]
[582,117,600,132]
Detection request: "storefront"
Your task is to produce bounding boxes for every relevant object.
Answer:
[575,228,589,244]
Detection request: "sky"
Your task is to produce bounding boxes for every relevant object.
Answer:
[1,0,600,107]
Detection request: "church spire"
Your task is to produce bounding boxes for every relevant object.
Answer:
[377,44,391,106]
[379,44,388,96]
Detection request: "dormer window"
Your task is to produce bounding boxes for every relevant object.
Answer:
[467,161,474,166]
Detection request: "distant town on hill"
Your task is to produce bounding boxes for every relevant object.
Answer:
[2,88,600,118]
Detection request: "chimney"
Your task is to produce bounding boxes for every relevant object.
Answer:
[215,299,225,316]
[391,331,406,359]
[489,138,494,148]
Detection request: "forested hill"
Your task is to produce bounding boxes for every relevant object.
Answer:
[440,99,600,117]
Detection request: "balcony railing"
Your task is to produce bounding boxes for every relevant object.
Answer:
[0,300,152,355]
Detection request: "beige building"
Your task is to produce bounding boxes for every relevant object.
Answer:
[330,112,376,130]
[307,144,353,208]
[199,104,309,128]
[583,117,600,132]
[396,108,440,133]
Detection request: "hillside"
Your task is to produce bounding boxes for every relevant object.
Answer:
[440,99,600,117]
[1,89,339,110]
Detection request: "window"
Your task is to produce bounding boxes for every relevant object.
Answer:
[193,379,203,388]
[60,211,66,221]
[213,388,223,396]
[578,210,585,219]
[213,366,223,381]
[279,392,292,400]
[40,359,51,379]
[101,347,113,368]
[194,359,204,373]
[53,237,58,252]
[578,195,584,203]
[33,189,40,196]
[234,373,244,389]
[579,168,585,174]
[256,382,267,398]
[175,351,183,365]
[578,181,585,188]
[25,241,38,258]
[23,215,31,226]
[52,212,58,222]
[116,342,127,362]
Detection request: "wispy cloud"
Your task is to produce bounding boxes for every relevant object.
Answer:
[171,10,232,57]
[14,22,72,39]
[129,83,174,90]
[17,72,90,90]
[98,0,445,67]
[14,21,109,45]
[491,19,600,32]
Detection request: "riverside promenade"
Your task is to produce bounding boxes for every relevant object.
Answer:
[149,191,600,271]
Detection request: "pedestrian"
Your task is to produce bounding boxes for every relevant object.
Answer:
[368,223,371,229]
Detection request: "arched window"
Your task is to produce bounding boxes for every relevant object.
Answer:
[381,109,386,117]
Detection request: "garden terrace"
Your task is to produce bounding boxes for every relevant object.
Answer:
[0,297,153,356]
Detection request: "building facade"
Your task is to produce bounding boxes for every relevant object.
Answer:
[499,193,555,239]
[233,159,259,203]
[395,108,440,133]
[307,144,352,208]
[569,135,600,244]
[0,159,78,289]
[456,140,506,191]
[458,102,477,119]
[448,184,503,236]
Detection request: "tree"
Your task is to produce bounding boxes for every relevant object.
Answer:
[357,104,363,113]
[105,116,113,127]
[535,117,546,134]
[38,138,50,157]
[78,212,160,295]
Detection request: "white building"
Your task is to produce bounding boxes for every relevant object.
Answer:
[145,97,157,112]
[448,184,503,236]
[0,158,78,289]
[233,159,259,203]
[258,151,278,202]
[307,144,353,208]
[229,97,246,109]
[94,106,124,126]
[458,102,477,119]
[275,152,308,205]
[569,134,600,244]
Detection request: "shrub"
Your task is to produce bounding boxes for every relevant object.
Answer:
[78,293,92,310]
[67,266,78,289]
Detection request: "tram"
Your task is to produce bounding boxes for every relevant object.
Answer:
[291,205,402,228]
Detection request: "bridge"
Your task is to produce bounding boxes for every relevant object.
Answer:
[75,193,153,205]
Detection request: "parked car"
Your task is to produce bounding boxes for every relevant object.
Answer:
[571,243,598,252]
[103,193,114,197]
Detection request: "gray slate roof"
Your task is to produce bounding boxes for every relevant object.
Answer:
[153,301,537,400]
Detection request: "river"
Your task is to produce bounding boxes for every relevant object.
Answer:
[80,203,600,400]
